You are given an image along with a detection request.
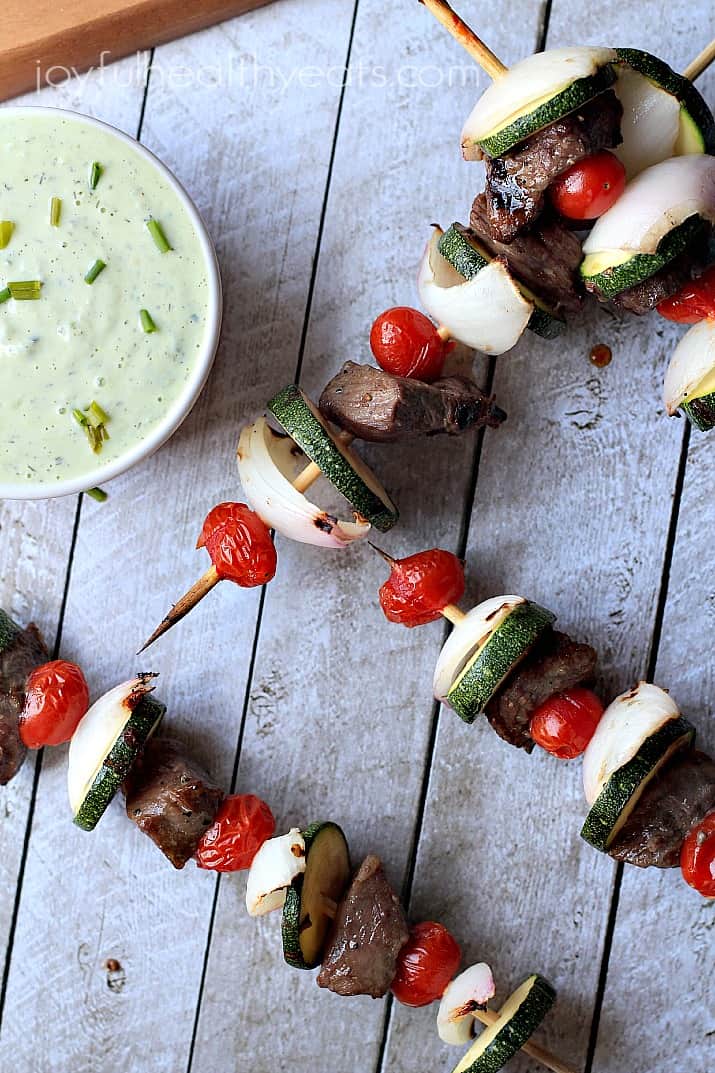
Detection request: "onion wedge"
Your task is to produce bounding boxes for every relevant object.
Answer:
[246,828,306,917]
[614,67,681,179]
[582,682,680,805]
[433,596,526,702]
[437,963,496,1045]
[583,155,715,256]
[418,229,532,356]
[237,417,371,549]
[663,318,715,415]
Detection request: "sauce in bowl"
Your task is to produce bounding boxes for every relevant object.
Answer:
[0,109,221,498]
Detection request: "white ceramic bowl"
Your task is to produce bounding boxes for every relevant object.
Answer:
[0,106,222,501]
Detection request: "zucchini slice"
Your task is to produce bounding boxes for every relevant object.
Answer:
[580,214,706,300]
[268,385,398,533]
[68,676,165,832]
[281,821,351,970]
[452,974,556,1073]
[447,601,556,724]
[438,225,565,340]
[580,716,695,851]
[682,392,715,432]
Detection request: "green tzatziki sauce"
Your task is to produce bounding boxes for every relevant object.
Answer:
[0,112,211,488]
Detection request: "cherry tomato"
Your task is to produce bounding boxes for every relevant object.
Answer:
[550,151,626,221]
[197,503,277,587]
[530,687,604,759]
[657,265,715,324]
[195,793,276,872]
[378,549,465,627]
[370,307,452,382]
[680,811,715,898]
[391,921,461,1007]
[19,660,90,749]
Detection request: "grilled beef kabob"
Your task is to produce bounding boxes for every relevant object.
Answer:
[0,607,579,1073]
[372,545,715,899]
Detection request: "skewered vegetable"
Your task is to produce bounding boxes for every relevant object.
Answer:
[451,974,556,1073]
[529,688,604,759]
[370,306,451,381]
[195,794,276,872]
[391,921,462,1007]
[663,316,715,431]
[438,964,497,1045]
[680,810,715,896]
[281,821,351,970]
[245,828,306,916]
[549,150,626,219]
[376,547,466,627]
[19,660,89,748]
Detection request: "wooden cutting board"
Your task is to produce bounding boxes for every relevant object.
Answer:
[3,0,273,103]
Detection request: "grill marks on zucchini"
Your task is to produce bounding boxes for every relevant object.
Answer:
[452,974,556,1073]
[282,821,351,970]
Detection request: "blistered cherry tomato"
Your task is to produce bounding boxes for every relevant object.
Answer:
[370,307,452,382]
[198,503,277,587]
[530,687,604,759]
[550,151,626,221]
[19,660,90,748]
[680,811,715,897]
[391,921,461,1007]
[195,793,276,872]
[657,265,715,324]
[378,549,465,627]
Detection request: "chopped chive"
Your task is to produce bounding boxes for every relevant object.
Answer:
[84,259,106,285]
[50,197,62,227]
[140,309,157,333]
[89,162,103,190]
[0,287,10,305]
[0,221,14,249]
[73,403,110,454]
[8,281,42,300]
[87,486,108,502]
[146,218,172,253]
[87,400,109,427]
[72,408,88,428]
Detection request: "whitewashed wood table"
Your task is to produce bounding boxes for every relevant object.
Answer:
[0,2,713,1071]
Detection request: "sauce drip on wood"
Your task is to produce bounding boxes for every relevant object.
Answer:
[589,343,612,368]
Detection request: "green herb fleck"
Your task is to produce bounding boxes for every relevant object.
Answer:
[140,309,157,333]
[84,259,106,285]
[89,162,103,190]
[146,218,172,253]
[87,486,108,502]
[8,281,42,300]
[0,221,14,249]
[50,197,62,227]
[0,287,11,305]
[73,401,110,453]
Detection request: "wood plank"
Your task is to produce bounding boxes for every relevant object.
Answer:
[0,5,357,1071]
[380,4,711,1072]
[0,60,147,1014]
[188,3,542,1071]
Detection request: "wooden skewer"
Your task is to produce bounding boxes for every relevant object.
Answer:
[420,0,507,80]
[683,37,715,82]
[473,1009,577,1073]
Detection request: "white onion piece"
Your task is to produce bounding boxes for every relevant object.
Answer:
[663,318,715,414]
[417,230,532,356]
[614,67,681,179]
[237,417,370,549]
[246,828,306,916]
[461,47,615,160]
[438,963,496,1045]
[68,676,155,816]
[582,682,680,805]
[583,155,715,256]
[433,596,526,702]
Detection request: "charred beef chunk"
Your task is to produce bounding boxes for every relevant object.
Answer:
[317,854,409,997]
[611,235,712,314]
[483,90,623,243]
[0,610,48,785]
[609,749,715,869]
[318,362,506,443]
[485,629,598,752]
[124,736,225,869]
[469,196,584,316]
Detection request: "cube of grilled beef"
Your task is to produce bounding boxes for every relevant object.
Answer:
[317,854,409,998]
[318,362,506,443]
[469,197,584,316]
[0,610,48,785]
[609,749,715,868]
[124,736,225,868]
[483,89,623,243]
[610,235,712,314]
[485,628,598,752]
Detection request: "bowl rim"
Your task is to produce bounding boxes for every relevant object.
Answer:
[0,105,223,501]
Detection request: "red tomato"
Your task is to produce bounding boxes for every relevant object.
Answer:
[370,307,451,382]
[378,549,465,627]
[530,688,604,759]
[680,811,715,898]
[195,794,276,872]
[197,503,277,587]
[391,921,461,1007]
[19,660,90,748]
[550,151,626,221]
[657,265,715,324]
